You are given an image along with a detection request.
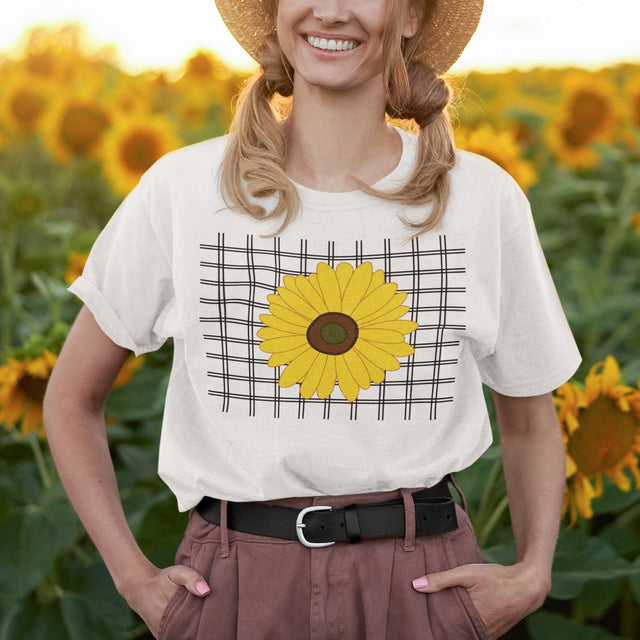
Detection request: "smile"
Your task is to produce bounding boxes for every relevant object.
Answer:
[305,35,360,52]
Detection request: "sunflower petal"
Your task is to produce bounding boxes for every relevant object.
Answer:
[259,313,308,335]
[335,354,360,402]
[267,344,309,367]
[351,282,398,321]
[364,319,419,335]
[295,274,329,314]
[300,353,328,399]
[268,303,311,327]
[359,303,411,326]
[358,328,405,343]
[357,292,408,325]
[343,349,371,390]
[317,356,337,399]
[336,262,354,298]
[259,334,309,354]
[316,262,342,312]
[342,262,373,315]
[354,339,401,371]
[274,287,318,320]
[279,348,317,387]
[364,269,385,297]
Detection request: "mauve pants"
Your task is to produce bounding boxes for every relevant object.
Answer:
[157,485,489,640]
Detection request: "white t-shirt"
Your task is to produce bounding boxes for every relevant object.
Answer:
[68,125,581,509]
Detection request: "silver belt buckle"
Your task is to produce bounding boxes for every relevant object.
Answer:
[296,505,335,548]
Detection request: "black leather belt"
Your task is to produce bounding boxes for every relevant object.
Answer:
[195,475,459,547]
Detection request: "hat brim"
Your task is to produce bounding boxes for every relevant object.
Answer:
[215,0,483,76]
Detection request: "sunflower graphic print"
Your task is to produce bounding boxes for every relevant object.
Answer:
[257,261,419,402]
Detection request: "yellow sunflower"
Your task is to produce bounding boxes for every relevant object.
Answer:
[257,261,419,402]
[546,72,619,170]
[0,350,58,438]
[554,356,640,527]
[0,73,51,134]
[456,123,537,191]
[64,251,89,285]
[41,93,111,162]
[99,112,182,196]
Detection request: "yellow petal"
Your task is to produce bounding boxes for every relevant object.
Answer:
[300,353,328,399]
[259,334,309,354]
[364,269,385,297]
[356,351,386,384]
[343,349,371,390]
[317,356,337,399]
[565,454,578,478]
[274,287,318,320]
[381,341,415,357]
[279,348,317,387]
[259,313,308,335]
[335,354,360,402]
[342,262,373,315]
[308,272,322,297]
[336,262,354,298]
[316,262,342,312]
[267,343,309,367]
[268,303,311,327]
[295,275,328,314]
[601,355,621,392]
[364,319,419,335]
[358,328,405,344]
[256,326,295,340]
[355,339,401,371]
[574,476,596,519]
[357,292,408,325]
[359,303,411,326]
[351,282,398,321]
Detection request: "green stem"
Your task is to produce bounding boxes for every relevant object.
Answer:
[0,228,16,354]
[28,434,52,489]
[478,494,509,547]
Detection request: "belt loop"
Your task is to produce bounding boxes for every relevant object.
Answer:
[220,499,230,558]
[400,489,416,552]
[448,473,468,513]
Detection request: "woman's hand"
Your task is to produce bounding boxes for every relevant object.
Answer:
[412,561,550,639]
[119,564,211,639]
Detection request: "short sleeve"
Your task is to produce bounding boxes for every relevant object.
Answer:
[476,181,581,396]
[67,171,176,357]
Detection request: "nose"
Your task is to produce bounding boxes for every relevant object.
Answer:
[312,0,351,24]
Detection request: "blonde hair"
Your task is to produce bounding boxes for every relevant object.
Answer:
[218,0,457,238]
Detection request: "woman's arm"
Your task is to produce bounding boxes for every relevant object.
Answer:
[413,391,564,639]
[43,305,210,637]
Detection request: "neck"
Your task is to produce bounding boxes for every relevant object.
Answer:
[281,76,402,192]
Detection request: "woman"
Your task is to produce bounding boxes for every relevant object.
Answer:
[43,0,581,638]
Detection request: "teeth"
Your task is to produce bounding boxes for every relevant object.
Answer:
[306,35,359,51]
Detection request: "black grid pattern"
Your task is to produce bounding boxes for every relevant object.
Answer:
[199,233,466,421]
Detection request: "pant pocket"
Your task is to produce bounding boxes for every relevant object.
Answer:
[419,509,489,640]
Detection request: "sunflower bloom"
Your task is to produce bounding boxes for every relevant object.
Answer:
[99,113,182,196]
[42,94,111,162]
[554,356,640,527]
[0,350,58,438]
[546,72,618,170]
[258,262,419,402]
[0,73,51,134]
[456,123,537,191]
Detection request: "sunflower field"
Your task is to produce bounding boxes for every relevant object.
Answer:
[0,24,639,640]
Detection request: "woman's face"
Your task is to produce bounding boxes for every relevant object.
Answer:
[275,0,418,93]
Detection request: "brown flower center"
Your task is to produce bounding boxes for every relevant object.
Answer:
[562,90,608,147]
[11,90,45,125]
[307,312,358,355]
[60,104,109,153]
[567,396,637,476]
[18,374,48,403]
[119,130,161,173]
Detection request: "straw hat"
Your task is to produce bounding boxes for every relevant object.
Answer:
[214,0,484,76]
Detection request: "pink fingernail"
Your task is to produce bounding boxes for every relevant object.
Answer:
[413,576,429,590]
[195,580,210,595]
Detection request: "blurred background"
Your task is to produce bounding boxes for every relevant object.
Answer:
[0,1,639,639]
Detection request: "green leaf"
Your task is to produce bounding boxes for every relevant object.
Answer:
[105,367,169,421]
[526,611,625,640]
[630,555,640,605]
[550,528,639,600]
